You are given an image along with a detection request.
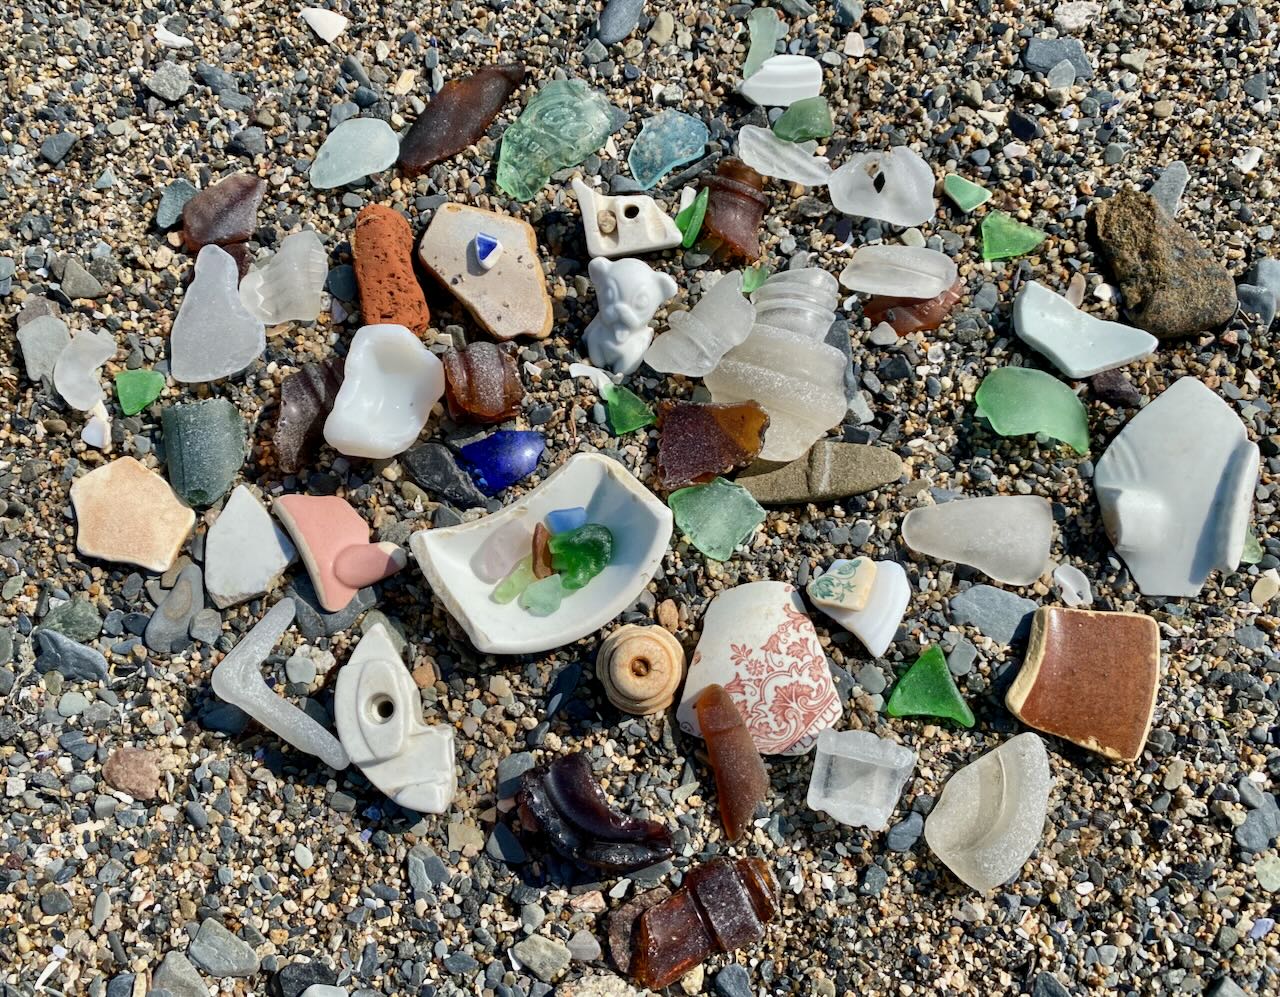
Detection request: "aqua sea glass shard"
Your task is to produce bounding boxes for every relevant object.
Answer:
[497,80,619,201]
[675,188,709,248]
[743,6,786,79]
[519,573,566,616]
[668,477,766,561]
[773,96,834,143]
[885,645,975,727]
[601,382,655,434]
[981,211,1047,261]
[975,367,1090,454]
[628,111,709,190]
[1241,529,1263,566]
[943,174,992,213]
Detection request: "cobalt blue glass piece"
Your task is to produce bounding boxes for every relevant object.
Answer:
[473,232,502,270]
[459,430,545,494]
[545,506,588,534]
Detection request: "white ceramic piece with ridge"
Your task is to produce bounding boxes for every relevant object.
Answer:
[571,179,682,258]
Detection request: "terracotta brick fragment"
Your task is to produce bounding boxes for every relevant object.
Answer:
[353,205,431,336]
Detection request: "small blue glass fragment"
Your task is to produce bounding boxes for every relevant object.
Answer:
[459,430,545,494]
[545,506,588,534]
[628,111,710,189]
[473,232,502,270]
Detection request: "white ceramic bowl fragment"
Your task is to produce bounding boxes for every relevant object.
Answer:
[409,452,673,654]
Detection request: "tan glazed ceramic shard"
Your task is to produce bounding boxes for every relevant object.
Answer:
[70,457,195,573]
[1006,607,1160,762]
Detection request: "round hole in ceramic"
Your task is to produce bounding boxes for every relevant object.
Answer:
[369,694,396,723]
[623,204,640,219]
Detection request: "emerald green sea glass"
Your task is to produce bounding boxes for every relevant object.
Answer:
[981,211,1047,260]
[115,369,165,416]
[548,523,614,590]
[519,574,565,616]
[496,80,617,201]
[773,97,833,143]
[741,264,770,294]
[943,174,992,213]
[601,382,655,434]
[885,645,975,727]
[675,188,709,249]
[1241,529,1263,566]
[493,555,536,603]
[743,7,786,78]
[668,477,765,561]
[975,367,1090,454]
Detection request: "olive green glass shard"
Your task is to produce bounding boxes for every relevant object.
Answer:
[981,211,1046,261]
[496,80,618,201]
[772,97,833,143]
[975,367,1090,454]
[885,645,975,728]
[601,382,655,434]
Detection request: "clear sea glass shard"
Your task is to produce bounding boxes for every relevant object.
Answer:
[239,230,328,324]
[645,273,756,376]
[52,329,114,411]
[210,599,350,770]
[743,6,786,79]
[807,728,916,831]
[924,732,1052,892]
[171,245,267,383]
[1051,563,1093,608]
[902,495,1053,587]
[737,125,831,187]
[839,245,958,299]
[1013,280,1157,379]
[310,117,399,189]
[829,147,936,226]
[739,55,823,107]
[1094,377,1259,597]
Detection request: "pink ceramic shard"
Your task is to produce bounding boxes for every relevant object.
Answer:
[273,494,407,612]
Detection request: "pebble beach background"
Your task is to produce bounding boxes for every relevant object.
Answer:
[1,2,1278,996]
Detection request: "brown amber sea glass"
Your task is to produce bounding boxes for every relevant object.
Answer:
[517,753,675,872]
[181,173,268,252]
[630,857,780,989]
[607,885,671,974]
[274,359,344,474]
[694,683,770,842]
[701,159,768,262]
[531,523,553,579]
[864,278,965,335]
[442,341,524,423]
[657,400,769,490]
[398,64,526,177]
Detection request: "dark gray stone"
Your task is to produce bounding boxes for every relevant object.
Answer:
[714,963,752,997]
[147,61,193,102]
[596,0,644,44]
[156,180,199,228]
[403,443,488,508]
[885,811,924,851]
[35,630,108,681]
[188,918,260,977]
[1023,37,1093,80]
[950,585,1037,645]
[41,132,77,165]
[145,564,205,654]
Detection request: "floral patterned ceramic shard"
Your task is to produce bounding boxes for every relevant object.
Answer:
[806,558,877,612]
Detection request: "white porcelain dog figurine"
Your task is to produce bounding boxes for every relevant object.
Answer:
[583,257,677,375]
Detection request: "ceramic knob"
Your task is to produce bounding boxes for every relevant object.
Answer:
[596,624,685,715]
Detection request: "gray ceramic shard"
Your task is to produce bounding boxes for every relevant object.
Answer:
[829,146,936,227]
[1094,376,1259,597]
[239,230,328,324]
[309,117,399,189]
[901,496,1053,587]
[53,329,115,411]
[204,485,297,609]
[806,728,916,831]
[334,624,456,814]
[210,599,350,770]
[839,245,958,299]
[171,245,267,383]
[924,732,1052,892]
[1013,281,1157,379]
[18,315,71,382]
[737,125,831,187]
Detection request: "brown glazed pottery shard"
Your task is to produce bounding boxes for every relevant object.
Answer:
[181,173,267,252]
[352,205,431,336]
[1005,607,1160,762]
[398,64,526,177]
[863,278,965,335]
[656,400,769,490]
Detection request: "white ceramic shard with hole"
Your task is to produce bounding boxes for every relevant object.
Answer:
[409,453,673,654]
[739,55,823,107]
[211,599,350,770]
[1013,280,1157,379]
[902,496,1053,587]
[737,125,831,187]
[571,178,682,258]
[324,324,444,459]
[53,329,114,411]
[839,245,958,299]
[829,146,936,227]
[645,272,756,377]
[335,624,456,814]
[1094,376,1258,597]
[239,230,328,325]
[810,559,910,658]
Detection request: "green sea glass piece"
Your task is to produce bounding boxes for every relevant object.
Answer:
[885,645,975,727]
[547,523,614,590]
[743,6,786,78]
[161,397,247,507]
[493,555,536,603]
[668,477,766,561]
[981,211,1047,261]
[1241,529,1263,566]
[628,111,709,189]
[519,573,565,616]
[601,382,655,434]
[675,188,709,249]
[115,369,165,416]
[975,367,1090,454]
[943,174,992,213]
[496,79,618,201]
[741,264,770,294]
[772,96,834,143]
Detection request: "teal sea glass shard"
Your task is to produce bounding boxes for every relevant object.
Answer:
[743,7,786,79]
[975,367,1090,454]
[628,111,709,189]
[668,477,765,561]
[885,645,975,727]
[497,80,619,201]
[982,211,1047,260]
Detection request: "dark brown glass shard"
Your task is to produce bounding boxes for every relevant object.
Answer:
[442,341,525,423]
[181,173,267,252]
[700,159,768,262]
[531,522,553,579]
[606,886,670,974]
[516,753,674,872]
[694,683,769,842]
[863,278,964,335]
[656,400,769,490]
[274,359,344,474]
[398,64,526,177]
[629,857,779,989]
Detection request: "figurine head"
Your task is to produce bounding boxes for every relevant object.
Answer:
[588,257,678,336]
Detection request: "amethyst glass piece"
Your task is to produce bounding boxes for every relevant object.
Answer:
[458,430,545,494]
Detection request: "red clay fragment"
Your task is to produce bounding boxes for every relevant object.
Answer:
[353,205,431,336]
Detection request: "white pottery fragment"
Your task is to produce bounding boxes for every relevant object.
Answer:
[335,624,456,814]
[737,125,831,187]
[154,21,194,49]
[1094,377,1259,597]
[809,559,910,658]
[583,257,677,375]
[239,230,328,325]
[1013,280,1157,379]
[839,245,958,299]
[829,146,937,226]
[324,324,444,459]
[739,55,823,107]
[204,485,298,609]
[409,453,673,654]
[645,272,756,377]
[53,329,114,411]
[300,7,349,43]
[571,178,682,258]
[171,245,267,383]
